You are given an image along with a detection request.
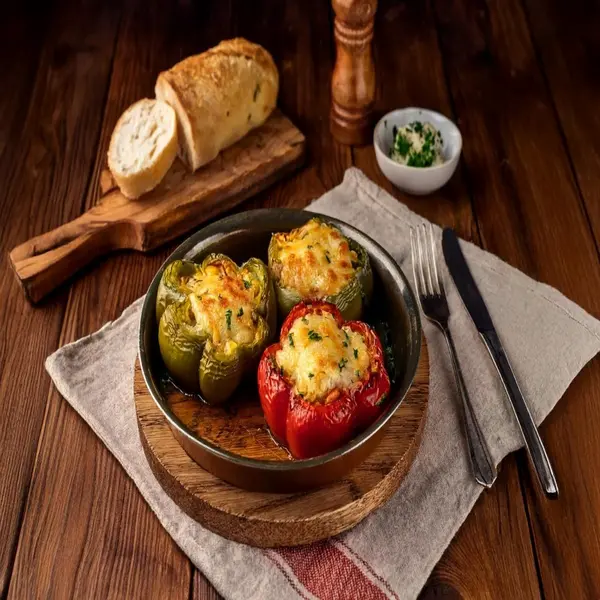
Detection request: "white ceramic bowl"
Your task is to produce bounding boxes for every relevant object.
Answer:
[373,108,462,195]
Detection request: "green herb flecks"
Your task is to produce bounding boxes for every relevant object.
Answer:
[393,132,411,158]
[243,279,251,289]
[225,309,232,330]
[308,372,314,379]
[411,121,424,135]
[325,251,331,264]
[308,330,322,342]
[342,341,348,347]
[288,332,294,347]
[355,370,361,378]
[237,307,244,317]
[353,348,359,359]
[338,358,348,371]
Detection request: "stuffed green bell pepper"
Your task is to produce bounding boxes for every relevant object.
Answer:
[267,217,373,321]
[156,253,276,404]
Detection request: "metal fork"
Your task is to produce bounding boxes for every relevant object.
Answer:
[411,224,497,488]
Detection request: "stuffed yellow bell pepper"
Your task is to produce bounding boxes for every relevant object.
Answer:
[156,254,275,404]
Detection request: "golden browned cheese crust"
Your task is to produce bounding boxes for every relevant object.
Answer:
[155,38,278,170]
[275,312,370,403]
[271,219,359,298]
[185,259,263,352]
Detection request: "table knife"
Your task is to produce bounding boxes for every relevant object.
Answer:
[442,228,559,499]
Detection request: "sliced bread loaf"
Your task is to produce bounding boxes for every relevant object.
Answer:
[155,38,278,171]
[108,98,178,199]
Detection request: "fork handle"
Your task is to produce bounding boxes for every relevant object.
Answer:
[442,326,497,488]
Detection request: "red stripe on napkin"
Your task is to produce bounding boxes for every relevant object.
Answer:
[274,542,390,599]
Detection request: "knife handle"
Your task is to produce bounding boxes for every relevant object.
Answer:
[480,330,559,498]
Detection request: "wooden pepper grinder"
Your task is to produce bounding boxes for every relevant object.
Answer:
[330,0,377,145]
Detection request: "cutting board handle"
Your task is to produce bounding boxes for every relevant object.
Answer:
[9,209,138,303]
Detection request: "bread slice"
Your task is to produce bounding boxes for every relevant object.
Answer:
[155,38,278,171]
[108,98,178,199]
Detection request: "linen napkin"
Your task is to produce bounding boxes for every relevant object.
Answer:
[46,168,600,600]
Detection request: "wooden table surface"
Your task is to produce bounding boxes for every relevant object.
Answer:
[2,0,599,597]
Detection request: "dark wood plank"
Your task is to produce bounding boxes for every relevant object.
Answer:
[192,570,223,600]
[433,0,600,598]
[7,0,237,598]
[523,0,600,247]
[0,0,121,594]
[354,1,542,598]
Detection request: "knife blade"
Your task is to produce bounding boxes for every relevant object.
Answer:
[442,228,559,499]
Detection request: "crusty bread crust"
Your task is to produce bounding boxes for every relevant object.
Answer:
[155,38,278,171]
[107,99,177,199]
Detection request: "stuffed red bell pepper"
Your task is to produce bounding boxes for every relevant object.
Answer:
[257,300,391,459]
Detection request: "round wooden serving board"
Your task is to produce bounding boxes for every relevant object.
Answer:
[134,336,428,547]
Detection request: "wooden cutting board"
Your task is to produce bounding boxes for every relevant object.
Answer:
[9,110,305,303]
[133,337,429,548]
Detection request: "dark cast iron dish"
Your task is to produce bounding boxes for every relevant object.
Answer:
[138,209,422,493]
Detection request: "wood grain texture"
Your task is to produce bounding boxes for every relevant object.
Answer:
[10,111,305,303]
[134,337,428,547]
[330,0,377,145]
[7,0,238,598]
[0,0,122,595]
[523,0,600,245]
[520,1,600,592]
[433,0,600,598]
[4,0,600,598]
[356,1,542,598]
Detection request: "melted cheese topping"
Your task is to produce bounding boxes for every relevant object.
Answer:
[186,262,260,352]
[275,312,370,402]
[271,219,359,298]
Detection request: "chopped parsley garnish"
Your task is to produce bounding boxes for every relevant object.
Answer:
[308,330,322,342]
[308,244,313,249]
[243,279,251,289]
[355,370,361,377]
[390,121,444,168]
[225,309,232,330]
[302,316,309,324]
[342,341,348,347]
[338,358,348,371]
[279,365,284,376]
[353,348,359,359]
[325,252,331,264]
[393,133,411,158]
[237,307,244,317]
[288,332,294,347]
[411,120,424,134]
[308,372,314,379]
[344,330,350,341]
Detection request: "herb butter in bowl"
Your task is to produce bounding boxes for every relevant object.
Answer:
[374,108,462,195]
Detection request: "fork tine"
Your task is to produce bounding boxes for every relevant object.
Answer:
[419,224,434,296]
[415,226,428,296]
[428,224,441,295]
[410,227,424,299]
[410,228,419,295]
